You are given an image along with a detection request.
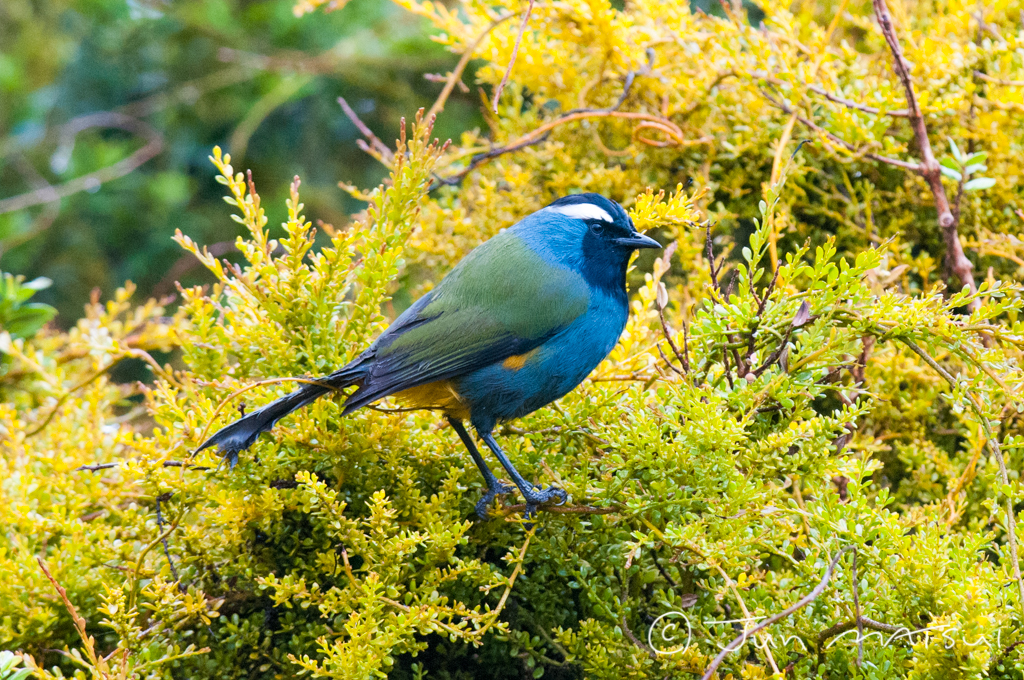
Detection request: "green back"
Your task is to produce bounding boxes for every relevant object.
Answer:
[344,231,589,408]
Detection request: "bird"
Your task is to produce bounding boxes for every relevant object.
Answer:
[197,193,661,518]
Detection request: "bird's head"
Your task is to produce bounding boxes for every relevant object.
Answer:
[519,193,661,295]
[542,193,661,254]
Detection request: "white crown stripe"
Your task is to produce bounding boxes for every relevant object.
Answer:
[545,204,614,222]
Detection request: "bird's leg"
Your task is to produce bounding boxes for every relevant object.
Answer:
[479,430,567,517]
[448,418,515,518]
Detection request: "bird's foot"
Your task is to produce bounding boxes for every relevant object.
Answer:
[475,480,517,520]
[522,485,568,522]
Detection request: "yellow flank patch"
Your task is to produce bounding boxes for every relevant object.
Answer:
[502,348,539,371]
[393,380,470,420]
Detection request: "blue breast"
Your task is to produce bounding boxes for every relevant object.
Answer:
[454,287,628,432]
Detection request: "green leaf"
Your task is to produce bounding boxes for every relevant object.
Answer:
[963,177,996,191]
[963,163,987,175]
[2,303,57,339]
[939,156,961,171]
[964,151,988,164]
[939,166,962,181]
[948,138,963,161]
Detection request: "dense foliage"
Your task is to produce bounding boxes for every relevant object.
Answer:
[5,0,1024,678]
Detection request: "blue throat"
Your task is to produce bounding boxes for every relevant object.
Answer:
[579,229,630,301]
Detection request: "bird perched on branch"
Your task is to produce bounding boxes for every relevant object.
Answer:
[199,193,660,518]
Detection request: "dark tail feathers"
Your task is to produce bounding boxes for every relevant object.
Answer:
[196,363,365,467]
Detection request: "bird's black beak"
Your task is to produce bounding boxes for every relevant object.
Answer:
[613,233,661,250]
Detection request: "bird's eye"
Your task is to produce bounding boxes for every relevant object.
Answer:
[589,222,606,236]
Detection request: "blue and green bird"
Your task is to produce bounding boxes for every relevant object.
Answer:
[199,194,661,517]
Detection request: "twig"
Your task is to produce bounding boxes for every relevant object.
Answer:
[0,112,163,214]
[338,97,394,163]
[76,460,211,472]
[24,347,171,439]
[476,529,533,638]
[428,12,516,120]
[995,640,1024,668]
[129,511,182,612]
[492,0,535,113]
[153,240,243,297]
[806,84,910,117]
[4,154,60,248]
[269,479,300,489]
[432,132,551,187]
[973,71,1024,87]
[873,0,978,305]
[622,614,656,659]
[37,558,106,673]
[564,48,656,115]
[656,342,683,376]
[816,615,903,647]
[76,463,119,472]
[851,550,863,666]
[705,222,721,293]
[765,0,851,269]
[655,241,688,374]
[24,360,120,437]
[434,50,703,187]
[155,495,185,592]
[759,88,920,171]
[496,503,620,517]
[700,547,851,680]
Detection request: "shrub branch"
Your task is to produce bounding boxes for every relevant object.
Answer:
[872,0,978,304]
[700,547,852,680]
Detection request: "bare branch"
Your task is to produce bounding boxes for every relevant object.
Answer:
[427,12,515,120]
[492,0,535,113]
[806,84,910,117]
[76,460,211,472]
[621,615,656,659]
[496,502,620,517]
[973,70,1024,87]
[852,550,863,666]
[0,112,163,214]
[872,0,977,302]
[816,616,903,647]
[433,51,703,188]
[700,547,852,680]
[750,70,910,118]
[759,88,920,171]
[338,97,394,163]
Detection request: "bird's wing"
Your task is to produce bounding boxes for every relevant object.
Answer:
[342,231,589,412]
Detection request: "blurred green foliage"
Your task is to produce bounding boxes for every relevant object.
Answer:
[0,0,481,320]
[0,273,56,342]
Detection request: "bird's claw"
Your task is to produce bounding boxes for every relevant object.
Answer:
[521,486,567,528]
[475,480,517,520]
[476,483,567,521]
[523,485,567,508]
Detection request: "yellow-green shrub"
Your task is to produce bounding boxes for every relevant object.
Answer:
[4,0,1024,678]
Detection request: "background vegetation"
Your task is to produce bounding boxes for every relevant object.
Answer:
[4,0,1024,678]
[0,0,481,319]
